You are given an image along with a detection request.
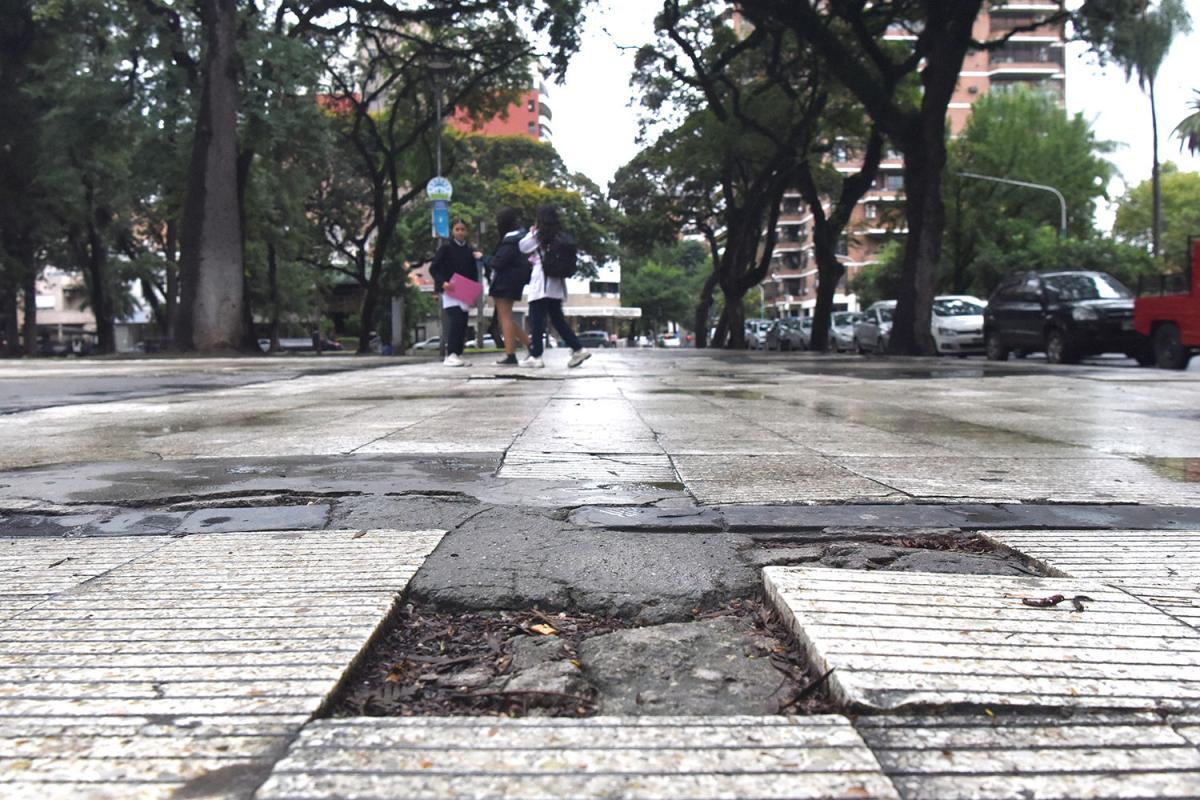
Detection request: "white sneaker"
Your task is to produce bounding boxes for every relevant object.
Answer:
[568,348,591,368]
[519,355,545,369]
[443,353,465,367]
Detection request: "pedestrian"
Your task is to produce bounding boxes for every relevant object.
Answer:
[429,218,482,367]
[518,204,591,369]
[486,207,532,366]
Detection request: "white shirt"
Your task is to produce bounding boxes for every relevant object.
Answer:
[519,229,566,302]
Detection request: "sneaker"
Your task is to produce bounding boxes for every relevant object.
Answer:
[496,354,518,366]
[568,348,592,368]
[443,353,465,367]
[519,355,545,369]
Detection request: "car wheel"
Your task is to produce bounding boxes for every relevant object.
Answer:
[877,336,889,354]
[985,332,1009,362]
[1045,329,1078,365]
[1154,323,1190,370]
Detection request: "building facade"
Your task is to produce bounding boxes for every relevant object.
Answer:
[764,2,1066,319]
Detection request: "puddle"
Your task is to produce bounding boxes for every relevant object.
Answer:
[647,389,767,401]
[1140,457,1200,483]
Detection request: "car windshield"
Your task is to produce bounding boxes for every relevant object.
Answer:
[877,308,893,322]
[1043,273,1132,301]
[933,298,983,317]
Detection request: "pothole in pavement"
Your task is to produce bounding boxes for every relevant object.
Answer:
[328,596,833,720]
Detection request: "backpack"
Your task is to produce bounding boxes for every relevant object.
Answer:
[540,233,578,279]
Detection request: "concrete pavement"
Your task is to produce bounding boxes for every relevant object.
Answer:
[2,349,1199,798]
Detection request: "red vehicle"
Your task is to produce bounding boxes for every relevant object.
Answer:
[1136,237,1200,370]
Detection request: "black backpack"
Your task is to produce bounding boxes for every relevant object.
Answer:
[540,233,578,279]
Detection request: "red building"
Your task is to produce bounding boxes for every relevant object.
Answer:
[449,84,553,141]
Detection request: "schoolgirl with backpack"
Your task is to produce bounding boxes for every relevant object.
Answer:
[517,204,591,369]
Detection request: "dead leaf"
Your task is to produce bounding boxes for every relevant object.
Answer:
[530,623,557,636]
[845,786,872,798]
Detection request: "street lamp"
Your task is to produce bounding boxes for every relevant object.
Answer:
[428,59,452,180]
[958,171,1068,240]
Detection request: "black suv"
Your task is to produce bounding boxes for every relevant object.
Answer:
[984,270,1146,364]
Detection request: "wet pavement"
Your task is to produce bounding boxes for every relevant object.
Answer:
[2,349,1199,798]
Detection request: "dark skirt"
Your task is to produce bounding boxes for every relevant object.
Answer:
[489,274,526,301]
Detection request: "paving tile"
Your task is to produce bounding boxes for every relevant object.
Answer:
[498,451,678,483]
[673,454,901,504]
[0,529,444,799]
[832,456,1200,504]
[984,529,1200,631]
[764,566,1200,711]
[255,716,900,800]
[856,712,1200,799]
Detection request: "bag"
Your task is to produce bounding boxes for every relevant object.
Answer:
[539,233,578,279]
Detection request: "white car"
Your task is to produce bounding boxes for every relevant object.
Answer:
[853,301,895,353]
[931,295,986,356]
[659,332,682,348]
[412,337,441,351]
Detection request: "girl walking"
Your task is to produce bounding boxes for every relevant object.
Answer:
[518,205,591,369]
[486,207,533,366]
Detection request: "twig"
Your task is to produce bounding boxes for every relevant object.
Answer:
[780,667,836,710]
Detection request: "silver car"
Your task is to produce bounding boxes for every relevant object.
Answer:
[853,301,896,354]
[831,312,864,352]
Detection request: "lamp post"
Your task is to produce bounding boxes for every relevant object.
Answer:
[958,171,1068,240]
[428,59,452,359]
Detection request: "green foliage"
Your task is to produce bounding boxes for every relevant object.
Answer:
[850,242,904,307]
[620,240,709,332]
[1113,163,1200,271]
[1175,90,1200,154]
[394,133,616,276]
[942,88,1116,295]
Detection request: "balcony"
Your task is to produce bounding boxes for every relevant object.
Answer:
[539,101,553,122]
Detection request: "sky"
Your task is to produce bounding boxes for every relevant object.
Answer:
[547,2,1200,233]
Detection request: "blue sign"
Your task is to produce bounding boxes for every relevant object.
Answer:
[432,199,450,238]
[426,176,453,201]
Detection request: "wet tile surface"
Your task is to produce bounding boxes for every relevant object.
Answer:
[255,716,900,800]
[674,454,901,504]
[764,566,1200,711]
[0,529,444,799]
[856,712,1200,799]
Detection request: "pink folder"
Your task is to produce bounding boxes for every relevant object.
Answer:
[444,274,482,306]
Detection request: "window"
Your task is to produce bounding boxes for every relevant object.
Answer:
[865,203,878,220]
[884,174,904,191]
[527,121,537,134]
[836,236,849,257]
[589,281,619,296]
[527,99,536,112]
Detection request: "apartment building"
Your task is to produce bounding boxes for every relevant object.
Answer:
[449,79,554,141]
[765,2,1067,318]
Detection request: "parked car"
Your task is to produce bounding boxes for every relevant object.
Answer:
[853,300,896,353]
[984,270,1143,364]
[1135,236,1199,369]
[831,312,864,352]
[765,318,807,351]
[744,318,771,349]
[931,295,987,356]
[464,336,496,349]
[658,332,682,348]
[577,330,612,349]
[796,316,814,349]
[412,337,441,351]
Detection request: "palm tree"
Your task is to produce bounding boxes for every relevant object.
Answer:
[1106,0,1191,259]
[1175,90,1200,155]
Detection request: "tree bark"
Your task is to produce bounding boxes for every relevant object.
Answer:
[267,240,279,351]
[80,181,115,354]
[2,276,18,356]
[1150,77,1161,260]
[21,260,36,355]
[176,0,244,352]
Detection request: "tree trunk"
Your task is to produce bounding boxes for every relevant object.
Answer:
[1150,78,1161,260]
[80,193,115,354]
[2,277,18,356]
[164,218,178,337]
[176,0,244,352]
[267,240,280,351]
[693,268,720,348]
[22,261,36,355]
